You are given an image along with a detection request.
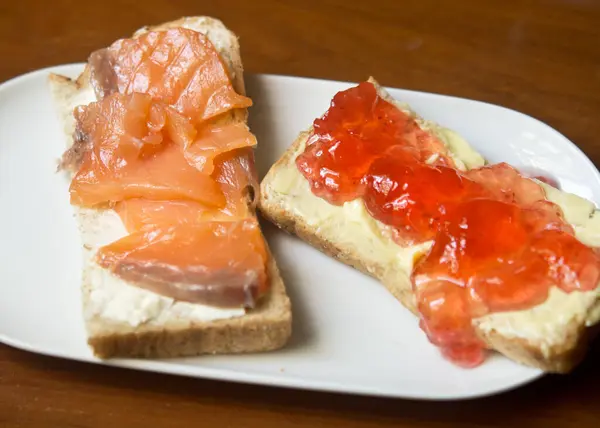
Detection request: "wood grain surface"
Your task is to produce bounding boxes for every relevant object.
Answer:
[1,0,600,426]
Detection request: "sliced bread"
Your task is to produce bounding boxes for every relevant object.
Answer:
[258,78,600,373]
[49,16,292,359]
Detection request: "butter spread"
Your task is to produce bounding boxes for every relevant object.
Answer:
[266,116,600,347]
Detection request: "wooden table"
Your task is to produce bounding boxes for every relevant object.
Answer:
[1,1,600,426]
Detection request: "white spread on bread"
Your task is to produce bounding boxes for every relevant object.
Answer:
[80,208,245,327]
[266,115,600,352]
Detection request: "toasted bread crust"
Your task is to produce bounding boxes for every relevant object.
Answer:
[258,108,598,374]
[85,257,291,359]
[49,16,292,359]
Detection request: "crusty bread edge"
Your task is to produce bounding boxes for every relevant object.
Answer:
[49,16,292,359]
[257,95,598,374]
[86,255,292,359]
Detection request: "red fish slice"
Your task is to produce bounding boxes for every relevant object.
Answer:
[183,121,257,174]
[97,218,269,308]
[90,28,252,123]
[69,93,224,208]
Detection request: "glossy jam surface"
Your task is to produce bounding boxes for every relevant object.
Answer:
[296,82,455,205]
[363,147,488,245]
[65,29,267,308]
[297,81,600,367]
[413,200,599,366]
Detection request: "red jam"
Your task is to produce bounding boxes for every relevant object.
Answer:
[296,82,455,205]
[363,146,489,245]
[297,81,600,368]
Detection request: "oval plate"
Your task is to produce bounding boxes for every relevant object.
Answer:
[1,64,598,400]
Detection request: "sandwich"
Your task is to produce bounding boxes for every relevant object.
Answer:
[48,17,292,359]
[259,77,600,372]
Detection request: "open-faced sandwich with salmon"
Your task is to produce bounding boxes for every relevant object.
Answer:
[259,78,600,372]
[48,17,291,359]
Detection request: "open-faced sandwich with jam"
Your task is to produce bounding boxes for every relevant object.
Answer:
[47,17,292,359]
[259,77,600,372]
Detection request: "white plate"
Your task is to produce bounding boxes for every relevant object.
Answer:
[2,64,599,400]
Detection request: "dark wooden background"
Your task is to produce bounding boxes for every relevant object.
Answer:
[1,0,600,426]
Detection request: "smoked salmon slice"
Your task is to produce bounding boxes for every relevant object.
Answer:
[212,147,259,217]
[69,92,224,208]
[183,122,257,174]
[71,26,270,306]
[71,140,225,207]
[89,28,252,123]
[111,147,260,231]
[97,218,269,308]
[115,199,233,232]
[112,144,258,236]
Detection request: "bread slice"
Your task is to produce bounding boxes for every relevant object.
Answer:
[48,16,292,359]
[258,78,600,373]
